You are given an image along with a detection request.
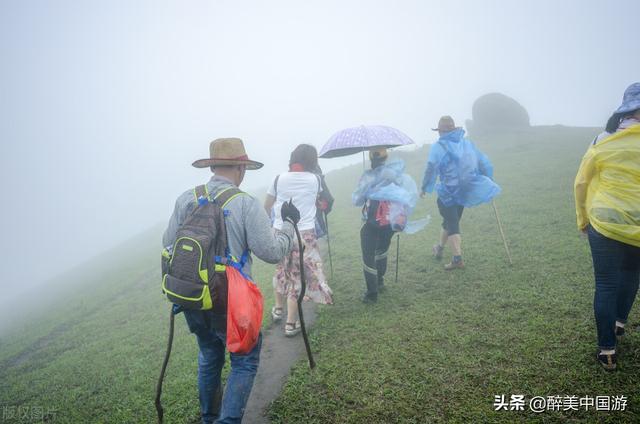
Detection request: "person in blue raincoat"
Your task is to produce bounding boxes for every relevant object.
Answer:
[420,116,500,270]
[353,148,419,303]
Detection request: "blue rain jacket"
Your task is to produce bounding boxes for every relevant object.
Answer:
[353,160,418,212]
[353,160,429,233]
[421,128,500,207]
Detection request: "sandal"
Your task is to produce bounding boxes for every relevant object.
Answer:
[284,321,301,337]
[271,306,284,323]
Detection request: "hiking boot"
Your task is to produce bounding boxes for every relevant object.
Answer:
[271,306,284,323]
[284,321,301,337]
[432,244,444,260]
[362,294,378,304]
[378,277,386,293]
[596,350,617,371]
[444,260,465,270]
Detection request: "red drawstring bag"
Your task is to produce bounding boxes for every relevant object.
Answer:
[226,265,263,354]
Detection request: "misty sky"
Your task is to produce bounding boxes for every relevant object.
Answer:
[0,0,638,302]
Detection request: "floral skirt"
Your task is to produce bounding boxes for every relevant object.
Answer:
[273,229,333,304]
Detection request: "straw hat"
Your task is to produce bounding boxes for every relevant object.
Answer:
[431,115,458,133]
[192,138,263,170]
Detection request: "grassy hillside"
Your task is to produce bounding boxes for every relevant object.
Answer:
[3,125,640,423]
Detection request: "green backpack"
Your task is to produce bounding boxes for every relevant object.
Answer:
[161,184,245,311]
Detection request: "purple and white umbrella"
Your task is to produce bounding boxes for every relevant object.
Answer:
[319,125,415,158]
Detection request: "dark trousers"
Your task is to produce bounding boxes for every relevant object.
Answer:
[588,225,640,350]
[183,310,262,424]
[360,222,394,298]
[437,198,464,235]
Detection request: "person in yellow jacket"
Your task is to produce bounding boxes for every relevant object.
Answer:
[574,82,640,371]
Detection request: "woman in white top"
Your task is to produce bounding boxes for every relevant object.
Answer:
[264,144,334,336]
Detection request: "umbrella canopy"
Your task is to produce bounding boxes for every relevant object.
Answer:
[319,125,415,158]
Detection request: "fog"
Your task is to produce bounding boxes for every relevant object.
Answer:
[0,0,638,311]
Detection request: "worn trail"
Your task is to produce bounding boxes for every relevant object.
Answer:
[243,301,317,423]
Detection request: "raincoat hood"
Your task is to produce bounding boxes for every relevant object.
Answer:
[437,128,466,159]
[439,128,465,143]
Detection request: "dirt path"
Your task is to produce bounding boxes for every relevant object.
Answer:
[243,301,317,423]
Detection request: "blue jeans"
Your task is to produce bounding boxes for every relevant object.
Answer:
[587,225,640,349]
[184,310,262,424]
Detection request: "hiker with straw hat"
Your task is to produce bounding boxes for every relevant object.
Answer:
[162,137,300,423]
[420,116,500,270]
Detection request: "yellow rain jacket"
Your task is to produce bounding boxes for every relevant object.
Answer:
[574,125,640,247]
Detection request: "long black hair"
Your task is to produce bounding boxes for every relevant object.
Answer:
[605,111,636,133]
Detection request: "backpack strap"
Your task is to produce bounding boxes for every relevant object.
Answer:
[193,184,210,203]
[273,175,280,198]
[437,140,452,160]
[212,187,252,269]
[210,186,250,266]
[315,174,322,196]
[213,186,245,208]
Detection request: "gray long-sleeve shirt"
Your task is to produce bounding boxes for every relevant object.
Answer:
[163,175,294,278]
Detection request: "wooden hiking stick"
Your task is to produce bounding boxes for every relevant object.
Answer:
[290,218,316,369]
[155,308,175,423]
[492,200,513,266]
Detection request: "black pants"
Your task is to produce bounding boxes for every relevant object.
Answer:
[437,198,464,235]
[360,222,394,298]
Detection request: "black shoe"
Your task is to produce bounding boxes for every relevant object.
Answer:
[362,294,378,304]
[616,326,625,338]
[596,350,617,371]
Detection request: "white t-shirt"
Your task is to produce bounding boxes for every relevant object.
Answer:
[268,172,321,231]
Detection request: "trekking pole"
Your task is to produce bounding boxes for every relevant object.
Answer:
[155,307,176,423]
[324,211,334,280]
[492,200,513,266]
[289,218,316,369]
[395,234,400,284]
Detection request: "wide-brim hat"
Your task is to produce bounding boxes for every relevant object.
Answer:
[431,115,459,132]
[192,138,263,170]
[615,82,640,114]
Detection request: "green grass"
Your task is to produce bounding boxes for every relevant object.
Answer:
[2,125,640,423]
